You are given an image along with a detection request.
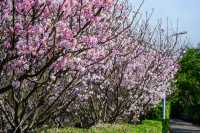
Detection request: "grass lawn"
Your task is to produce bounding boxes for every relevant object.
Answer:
[39,120,162,133]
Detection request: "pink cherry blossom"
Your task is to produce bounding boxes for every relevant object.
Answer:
[12,80,21,89]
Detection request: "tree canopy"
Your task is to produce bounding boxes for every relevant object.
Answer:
[176,48,200,106]
[173,48,200,123]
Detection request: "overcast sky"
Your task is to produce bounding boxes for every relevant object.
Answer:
[131,0,200,46]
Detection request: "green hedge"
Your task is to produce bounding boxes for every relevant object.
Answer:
[146,101,171,120]
[146,101,171,133]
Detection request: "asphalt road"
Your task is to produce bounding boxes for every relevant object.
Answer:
[170,119,200,133]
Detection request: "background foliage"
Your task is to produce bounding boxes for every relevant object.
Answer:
[172,48,200,124]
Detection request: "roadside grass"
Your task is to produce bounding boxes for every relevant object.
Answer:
[39,120,162,133]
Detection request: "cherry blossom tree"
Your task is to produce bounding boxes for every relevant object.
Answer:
[0,0,186,132]
[68,20,185,126]
[0,0,135,132]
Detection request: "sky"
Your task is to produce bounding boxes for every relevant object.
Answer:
[131,0,200,46]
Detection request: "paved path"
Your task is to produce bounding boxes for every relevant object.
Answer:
[170,119,200,133]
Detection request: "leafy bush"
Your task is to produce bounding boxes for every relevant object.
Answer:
[146,101,171,121]
[146,101,171,132]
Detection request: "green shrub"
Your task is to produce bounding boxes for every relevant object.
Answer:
[146,101,171,121]
[146,101,171,133]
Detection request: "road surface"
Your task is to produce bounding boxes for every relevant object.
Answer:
[170,119,200,133]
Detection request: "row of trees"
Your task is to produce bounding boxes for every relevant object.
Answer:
[0,0,185,132]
